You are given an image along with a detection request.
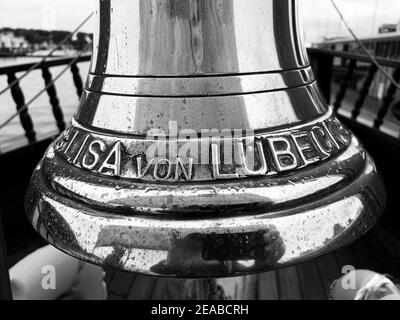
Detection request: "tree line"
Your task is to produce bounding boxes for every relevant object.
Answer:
[1,28,93,50]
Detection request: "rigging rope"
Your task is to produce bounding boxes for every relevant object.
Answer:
[330,0,400,90]
[0,12,93,98]
[0,43,91,131]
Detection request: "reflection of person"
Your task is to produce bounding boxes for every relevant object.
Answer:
[150,225,286,277]
[330,270,400,300]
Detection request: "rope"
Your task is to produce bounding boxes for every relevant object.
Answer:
[0,12,93,98]
[330,0,400,90]
[0,43,91,131]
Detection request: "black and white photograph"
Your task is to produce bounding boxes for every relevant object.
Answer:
[1,0,400,308]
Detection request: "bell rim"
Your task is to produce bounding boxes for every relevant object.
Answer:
[36,106,368,219]
[25,151,385,278]
[43,135,365,217]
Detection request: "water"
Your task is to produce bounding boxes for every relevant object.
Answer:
[0,57,90,150]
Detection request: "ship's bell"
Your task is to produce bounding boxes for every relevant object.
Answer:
[25,0,386,277]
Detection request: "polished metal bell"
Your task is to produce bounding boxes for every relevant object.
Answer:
[25,0,386,277]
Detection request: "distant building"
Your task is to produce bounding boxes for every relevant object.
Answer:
[0,30,29,50]
[0,30,29,56]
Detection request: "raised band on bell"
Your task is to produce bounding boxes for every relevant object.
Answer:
[25,0,386,277]
[54,109,351,182]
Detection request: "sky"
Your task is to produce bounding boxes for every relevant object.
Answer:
[0,0,399,44]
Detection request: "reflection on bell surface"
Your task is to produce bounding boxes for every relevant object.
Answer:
[25,0,386,278]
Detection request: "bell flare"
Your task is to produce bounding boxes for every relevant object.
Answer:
[26,113,385,278]
[25,0,386,278]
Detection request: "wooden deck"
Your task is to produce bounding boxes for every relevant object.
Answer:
[104,226,400,300]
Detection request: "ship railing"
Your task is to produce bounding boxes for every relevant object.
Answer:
[0,13,93,155]
[0,55,91,152]
[308,47,400,144]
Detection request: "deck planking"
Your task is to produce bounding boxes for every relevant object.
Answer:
[257,271,279,300]
[316,253,341,299]
[296,260,326,300]
[276,266,303,300]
